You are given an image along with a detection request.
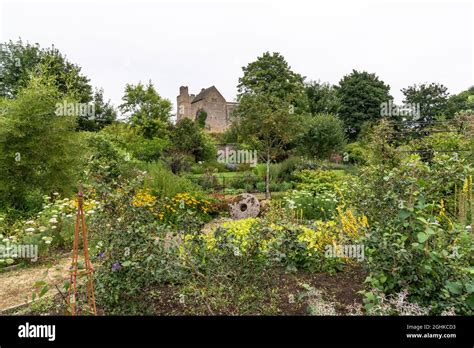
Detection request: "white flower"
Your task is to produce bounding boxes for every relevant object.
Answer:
[25,227,36,233]
[49,218,58,224]
[88,210,96,215]
[466,225,472,231]
[51,226,57,230]
[39,226,47,232]
[45,240,52,244]
[25,220,35,225]
[53,192,59,196]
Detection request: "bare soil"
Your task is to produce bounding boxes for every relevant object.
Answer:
[0,254,73,312]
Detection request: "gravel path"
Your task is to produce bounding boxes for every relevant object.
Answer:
[0,255,73,312]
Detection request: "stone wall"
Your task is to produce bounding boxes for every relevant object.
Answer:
[177,86,236,133]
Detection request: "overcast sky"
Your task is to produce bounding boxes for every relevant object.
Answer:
[1,0,472,113]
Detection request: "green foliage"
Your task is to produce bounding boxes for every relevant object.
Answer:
[344,141,368,165]
[0,76,81,212]
[101,123,169,162]
[337,70,392,139]
[137,161,200,197]
[305,80,341,115]
[90,174,213,314]
[196,109,207,129]
[78,88,117,131]
[237,51,308,112]
[0,39,92,102]
[298,113,346,159]
[119,81,172,139]
[170,118,216,163]
[82,131,132,186]
[402,82,449,120]
[235,52,309,198]
[284,169,347,220]
[446,86,474,116]
[363,198,473,314]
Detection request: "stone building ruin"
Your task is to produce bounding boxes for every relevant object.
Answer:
[177,86,238,133]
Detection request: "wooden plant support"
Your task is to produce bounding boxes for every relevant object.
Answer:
[67,183,97,316]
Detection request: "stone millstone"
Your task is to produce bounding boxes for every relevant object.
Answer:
[228,193,260,219]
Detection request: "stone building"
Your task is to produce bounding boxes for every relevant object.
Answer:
[176,86,238,133]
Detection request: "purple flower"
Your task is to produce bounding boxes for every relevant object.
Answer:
[97,252,105,259]
[111,262,121,271]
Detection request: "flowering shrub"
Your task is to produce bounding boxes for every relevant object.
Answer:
[283,169,352,220]
[284,189,338,220]
[0,191,102,266]
[185,206,368,273]
[130,189,213,224]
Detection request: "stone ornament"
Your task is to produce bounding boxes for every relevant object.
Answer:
[229,193,260,219]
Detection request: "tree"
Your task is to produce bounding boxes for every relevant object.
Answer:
[298,113,346,159]
[0,76,81,212]
[401,83,449,121]
[446,86,474,116]
[305,80,341,115]
[119,81,172,139]
[100,123,168,162]
[237,51,308,113]
[0,39,93,102]
[337,70,392,139]
[77,88,117,131]
[0,39,111,131]
[235,52,307,198]
[170,118,216,164]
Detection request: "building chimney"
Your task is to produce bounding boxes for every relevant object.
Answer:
[179,86,189,96]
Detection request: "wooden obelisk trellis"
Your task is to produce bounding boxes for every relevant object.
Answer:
[67,183,97,315]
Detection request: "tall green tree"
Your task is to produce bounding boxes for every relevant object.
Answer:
[237,52,308,112]
[235,52,307,198]
[0,76,81,212]
[77,88,117,131]
[0,39,93,102]
[402,82,450,121]
[446,86,474,116]
[170,118,216,163]
[298,113,346,159]
[119,81,172,139]
[0,39,115,131]
[305,80,341,115]
[337,70,392,139]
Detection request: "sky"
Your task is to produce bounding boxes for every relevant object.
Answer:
[0,0,473,114]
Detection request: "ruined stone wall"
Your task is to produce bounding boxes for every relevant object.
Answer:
[176,86,193,122]
[177,86,237,133]
[191,89,228,132]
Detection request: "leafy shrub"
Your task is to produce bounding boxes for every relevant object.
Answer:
[363,196,473,315]
[101,123,169,162]
[90,175,204,314]
[298,113,346,159]
[344,141,368,165]
[137,161,200,198]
